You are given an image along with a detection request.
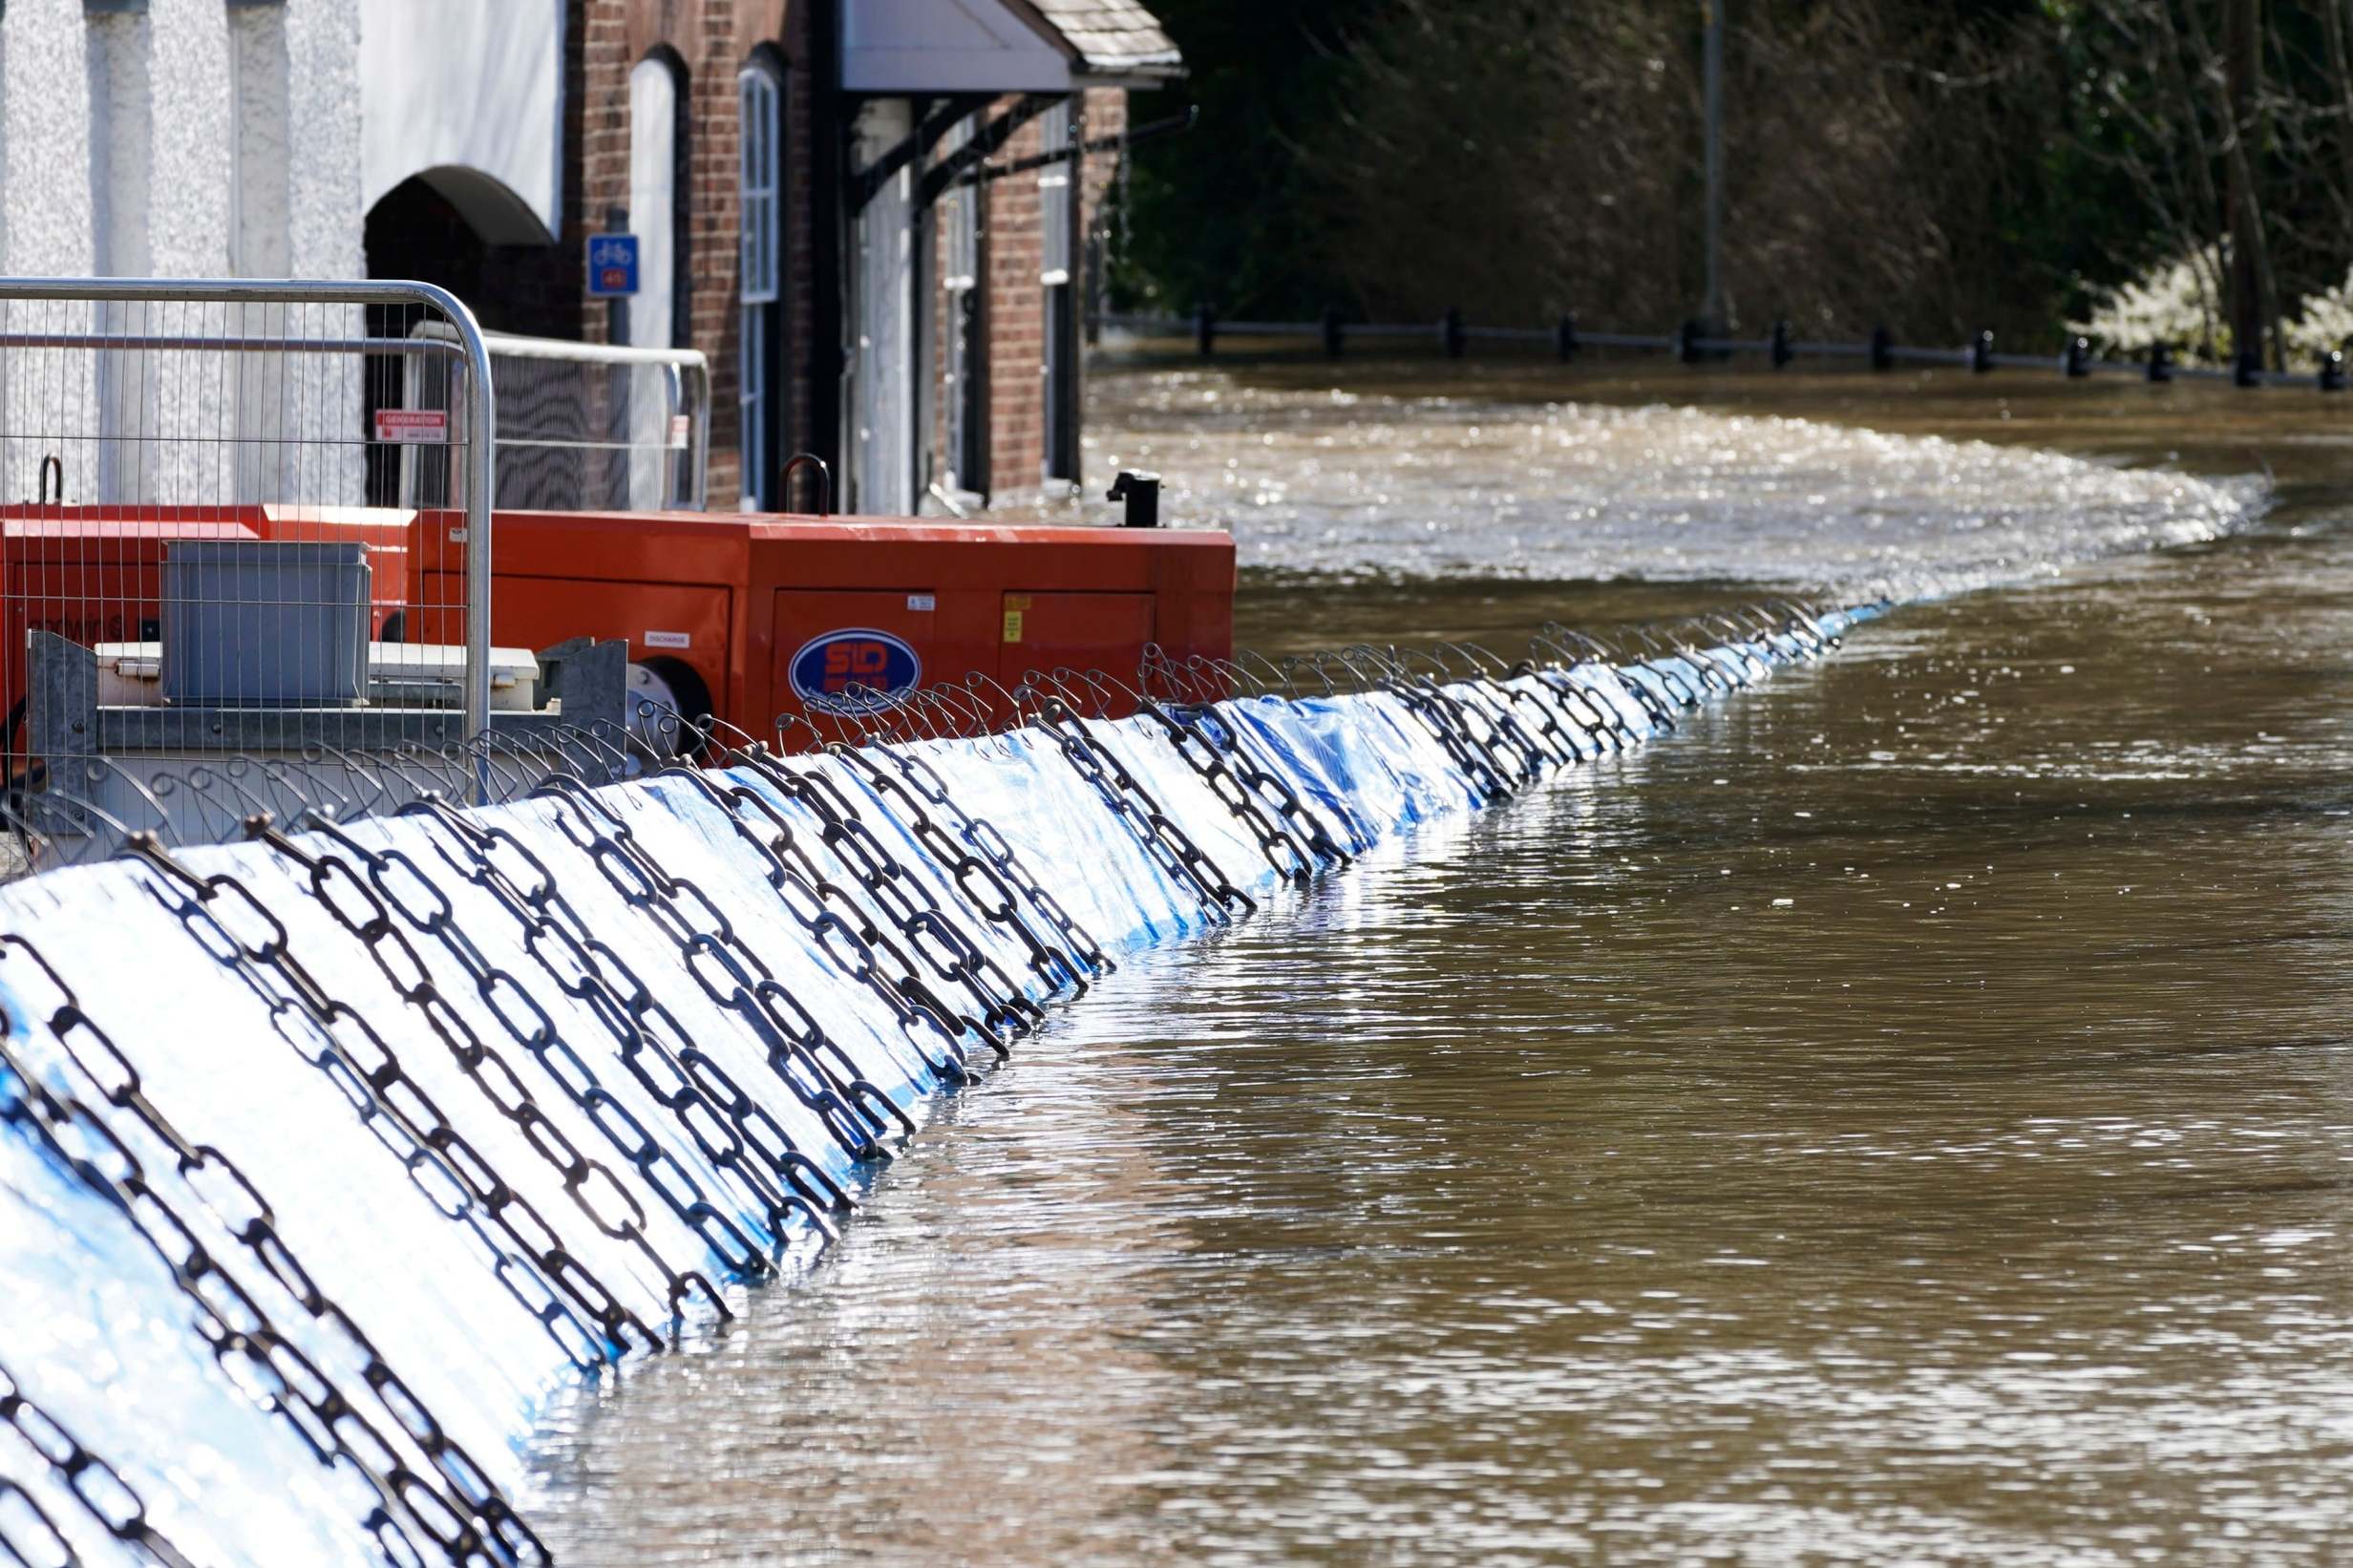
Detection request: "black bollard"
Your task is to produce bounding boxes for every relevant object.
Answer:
[1195,303,1217,358]
[1971,329,1994,373]
[1109,470,1162,528]
[2063,336,2091,378]
[2235,347,2260,389]
[1870,326,1894,371]
[2147,343,2173,383]
[1556,314,1579,362]
[1442,307,1466,359]
[1770,320,1793,369]
[2324,350,2346,393]
[1322,306,1344,359]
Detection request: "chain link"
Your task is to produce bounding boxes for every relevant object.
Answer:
[0,1357,196,1568]
[121,837,651,1372]
[0,936,549,1564]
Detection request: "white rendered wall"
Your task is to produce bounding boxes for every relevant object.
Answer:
[0,0,389,507]
[3,2,103,507]
[359,0,563,243]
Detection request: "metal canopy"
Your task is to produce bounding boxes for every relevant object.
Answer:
[840,0,1183,95]
[842,0,1076,94]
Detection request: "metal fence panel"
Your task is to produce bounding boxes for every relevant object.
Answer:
[0,277,494,833]
[404,327,708,512]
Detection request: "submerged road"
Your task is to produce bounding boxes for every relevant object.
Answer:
[536,361,2353,1563]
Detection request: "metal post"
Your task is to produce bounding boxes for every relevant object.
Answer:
[1196,302,1217,358]
[1322,306,1344,358]
[1442,307,1466,359]
[1556,314,1579,362]
[1971,329,1994,372]
[450,292,497,774]
[1109,469,1161,527]
[604,204,630,346]
[1702,0,1726,328]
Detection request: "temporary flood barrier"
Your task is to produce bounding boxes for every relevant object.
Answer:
[0,600,1878,1565]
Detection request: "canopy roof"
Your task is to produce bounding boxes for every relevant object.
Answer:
[842,0,1183,94]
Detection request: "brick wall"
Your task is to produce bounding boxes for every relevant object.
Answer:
[562,6,1136,516]
[573,0,811,510]
[984,112,1046,498]
[950,88,1128,507]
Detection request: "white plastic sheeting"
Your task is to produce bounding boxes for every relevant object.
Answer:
[0,604,1877,1564]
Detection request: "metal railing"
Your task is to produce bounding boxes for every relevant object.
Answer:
[1100,307,2353,392]
[403,326,709,512]
[0,278,496,823]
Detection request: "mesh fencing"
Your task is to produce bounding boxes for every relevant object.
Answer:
[0,282,492,846]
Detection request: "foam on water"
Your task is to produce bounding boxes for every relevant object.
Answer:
[1090,375,2261,596]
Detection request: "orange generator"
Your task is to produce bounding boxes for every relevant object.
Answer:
[0,503,1236,761]
[414,509,1235,742]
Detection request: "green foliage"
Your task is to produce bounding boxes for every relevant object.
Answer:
[1114,0,2353,349]
[1109,0,1390,319]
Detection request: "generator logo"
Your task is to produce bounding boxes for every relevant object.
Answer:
[790,627,922,713]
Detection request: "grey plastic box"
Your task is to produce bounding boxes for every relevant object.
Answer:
[161,540,372,707]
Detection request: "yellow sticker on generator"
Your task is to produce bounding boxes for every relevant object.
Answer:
[1002,609,1025,643]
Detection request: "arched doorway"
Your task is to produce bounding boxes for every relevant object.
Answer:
[361,169,570,506]
[363,168,571,338]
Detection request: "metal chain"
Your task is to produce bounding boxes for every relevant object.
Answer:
[244,820,730,1332]
[0,1358,195,1568]
[1180,703,1362,866]
[0,1060,468,1567]
[1028,699,1255,918]
[525,777,913,1162]
[394,796,854,1246]
[0,935,548,1565]
[120,837,651,1371]
[1132,697,1317,882]
[694,754,1033,1050]
[287,816,766,1295]
[0,1475,76,1568]
[833,745,1110,998]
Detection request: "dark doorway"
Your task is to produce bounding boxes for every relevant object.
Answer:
[362,172,573,504]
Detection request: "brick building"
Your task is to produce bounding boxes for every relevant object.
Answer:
[0,0,1176,515]
[371,0,1182,515]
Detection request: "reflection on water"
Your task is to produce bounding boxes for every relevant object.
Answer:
[1078,372,2258,599]
[534,361,2353,1563]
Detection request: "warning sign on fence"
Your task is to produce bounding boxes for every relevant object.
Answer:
[373,409,449,445]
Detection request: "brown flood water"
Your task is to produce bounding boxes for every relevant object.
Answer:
[533,353,2353,1563]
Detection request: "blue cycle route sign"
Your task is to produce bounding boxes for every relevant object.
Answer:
[586,233,640,298]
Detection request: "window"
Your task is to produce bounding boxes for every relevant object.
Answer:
[738,58,781,508]
[1039,100,1078,482]
[940,116,983,495]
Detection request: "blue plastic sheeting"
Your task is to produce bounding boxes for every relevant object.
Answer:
[0,608,1870,1565]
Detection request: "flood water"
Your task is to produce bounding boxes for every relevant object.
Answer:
[533,354,2353,1563]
